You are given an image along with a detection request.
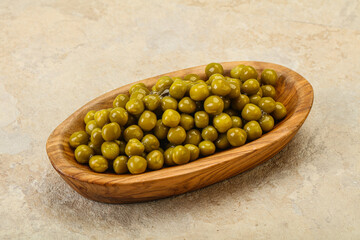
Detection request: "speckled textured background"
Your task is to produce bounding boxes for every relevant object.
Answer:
[1,0,359,239]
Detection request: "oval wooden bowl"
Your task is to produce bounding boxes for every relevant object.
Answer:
[46,61,313,204]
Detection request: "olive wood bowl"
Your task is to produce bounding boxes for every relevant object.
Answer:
[46,61,313,203]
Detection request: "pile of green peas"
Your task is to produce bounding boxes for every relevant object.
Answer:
[69,63,287,174]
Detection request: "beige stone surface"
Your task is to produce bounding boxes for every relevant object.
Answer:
[1,0,359,239]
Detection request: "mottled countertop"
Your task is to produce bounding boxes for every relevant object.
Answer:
[1,0,359,239]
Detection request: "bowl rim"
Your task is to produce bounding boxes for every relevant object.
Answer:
[46,61,314,186]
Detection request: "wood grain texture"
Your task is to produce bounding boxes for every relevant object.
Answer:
[46,61,314,203]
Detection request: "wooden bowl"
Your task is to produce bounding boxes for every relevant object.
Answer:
[46,61,313,203]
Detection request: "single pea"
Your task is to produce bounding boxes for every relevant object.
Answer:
[125,98,144,115]
[204,95,224,115]
[189,83,210,101]
[184,144,200,161]
[172,146,190,165]
[241,103,262,121]
[213,113,232,133]
[143,94,161,111]
[184,73,200,81]
[89,155,108,173]
[199,140,216,156]
[127,156,147,174]
[130,91,147,101]
[211,78,231,96]
[244,121,262,141]
[101,122,121,141]
[154,76,173,92]
[138,110,157,131]
[201,126,218,141]
[88,141,101,155]
[241,79,260,95]
[261,69,277,86]
[180,114,195,131]
[101,142,120,160]
[84,110,96,124]
[230,64,245,79]
[227,78,241,99]
[123,125,144,142]
[239,65,258,82]
[205,62,224,78]
[215,133,230,150]
[161,96,178,111]
[74,145,94,164]
[249,94,262,105]
[146,150,164,170]
[184,129,202,145]
[153,120,169,140]
[194,111,209,128]
[169,79,187,99]
[85,120,98,135]
[109,107,128,126]
[231,94,249,111]
[94,109,110,128]
[90,128,104,145]
[227,128,247,147]
[231,116,242,128]
[258,97,276,113]
[141,134,160,152]
[178,97,196,114]
[261,85,276,98]
[129,83,147,95]
[259,114,275,132]
[125,138,145,156]
[167,126,186,144]
[164,147,175,166]
[113,156,129,174]
[272,102,287,120]
[207,73,225,85]
[162,109,181,128]
[69,131,89,148]
[113,94,130,108]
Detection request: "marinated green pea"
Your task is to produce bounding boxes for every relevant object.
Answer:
[123,125,144,142]
[231,116,242,128]
[94,110,110,128]
[125,98,144,115]
[258,97,276,113]
[167,126,186,144]
[215,133,230,150]
[184,144,200,161]
[207,73,225,85]
[133,86,150,95]
[69,131,89,148]
[261,69,277,86]
[141,134,160,152]
[211,78,231,96]
[74,145,94,164]
[194,111,209,128]
[161,96,178,111]
[184,73,200,81]
[241,79,260,95]
[178,97,196,114]
[130,91,147,101]
[244,121,262,141]
[227,78,241,98]
[146,150,164,170]
[230,64,245,79]
[138,110,157,131]
[239,65,258,82]
[84,110,96,124]
[256,87,263,97]
[129,83,147,95]
[127,156,147,174]
[125,138,145,156]
[199,140,216,156]
[172,146,190,165]
[204,95,224,115]
[143,94,161,111]
[90,128,104,145]
[231,94,249,111]
[205,63,224,78]
[249,94,262,105]
[164,147,175,166]
[272,102,287,120]
[201,126,218,141]
[85,120,98,135]
[101,142,120,160]
[261,85,276,98]
[227,128,247,147]
[88,141,101,155]
[259,114,275,132]
[89,155,108,173]
[189,83,210,101]
[102,122,121,141]
[154,76,173,92]
[213,113,232,133]
[162,109,181,128]
[113,94,130,108]
[109,107,128,126]
[153,120,169,140]
[113,156,128,174]
[241,103,262,121]
[184,129,202,145]
[169,79,187,99]
[180,114,194,131]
